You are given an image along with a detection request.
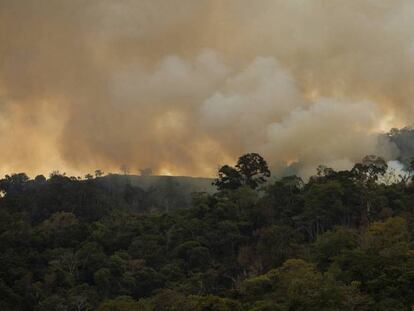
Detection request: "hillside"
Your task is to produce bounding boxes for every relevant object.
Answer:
[102,174,215,193]
[1,154,414,310]
[100,174,215,213]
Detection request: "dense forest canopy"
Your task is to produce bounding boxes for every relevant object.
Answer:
[1,153,414,310]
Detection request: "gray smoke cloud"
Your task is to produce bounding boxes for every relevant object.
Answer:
[1,0,413,177]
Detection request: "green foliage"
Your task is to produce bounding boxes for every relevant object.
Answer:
[312,227,359,270]
[1,154,414,310]
[96,296,149,311]
[256,225,303,269]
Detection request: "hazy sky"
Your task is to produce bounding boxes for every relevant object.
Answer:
[1,0,414,177]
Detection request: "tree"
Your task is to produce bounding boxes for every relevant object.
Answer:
[256,225,303,269]
[194,295,242,311]
[0,173,29,194]
[85,173,94,180]
[363,216,409,255]
[213,165,242,191]
[312,227,358,270]
[34,174,47,184]
[95,170,104,178]
[351,155,389,227]
[269,259,371,310]
[235,153,271,189]
[352,155,388,184]
[96,296,149,311]
[120,164,130,175]
[213,153,270,191]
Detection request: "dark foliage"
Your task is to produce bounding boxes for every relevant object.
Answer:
[214,153,271,191]
[1,154,414,310]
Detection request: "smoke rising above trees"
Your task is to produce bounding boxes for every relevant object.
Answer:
[1,0,414,176]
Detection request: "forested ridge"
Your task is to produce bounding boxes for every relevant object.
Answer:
[1,154,414,310]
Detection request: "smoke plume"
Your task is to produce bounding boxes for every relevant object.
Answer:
[1,0,414,177]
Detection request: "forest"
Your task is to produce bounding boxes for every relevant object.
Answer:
[1,153,414,310]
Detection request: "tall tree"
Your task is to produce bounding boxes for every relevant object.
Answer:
[235,153,271,189]
[213,153,270,191]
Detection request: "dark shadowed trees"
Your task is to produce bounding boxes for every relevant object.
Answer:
[214,153,270,191]
[1,153,414,310]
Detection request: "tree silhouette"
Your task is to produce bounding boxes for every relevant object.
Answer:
[214,153,270,190]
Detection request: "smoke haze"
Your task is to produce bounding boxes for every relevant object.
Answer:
[1,0,414,177]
